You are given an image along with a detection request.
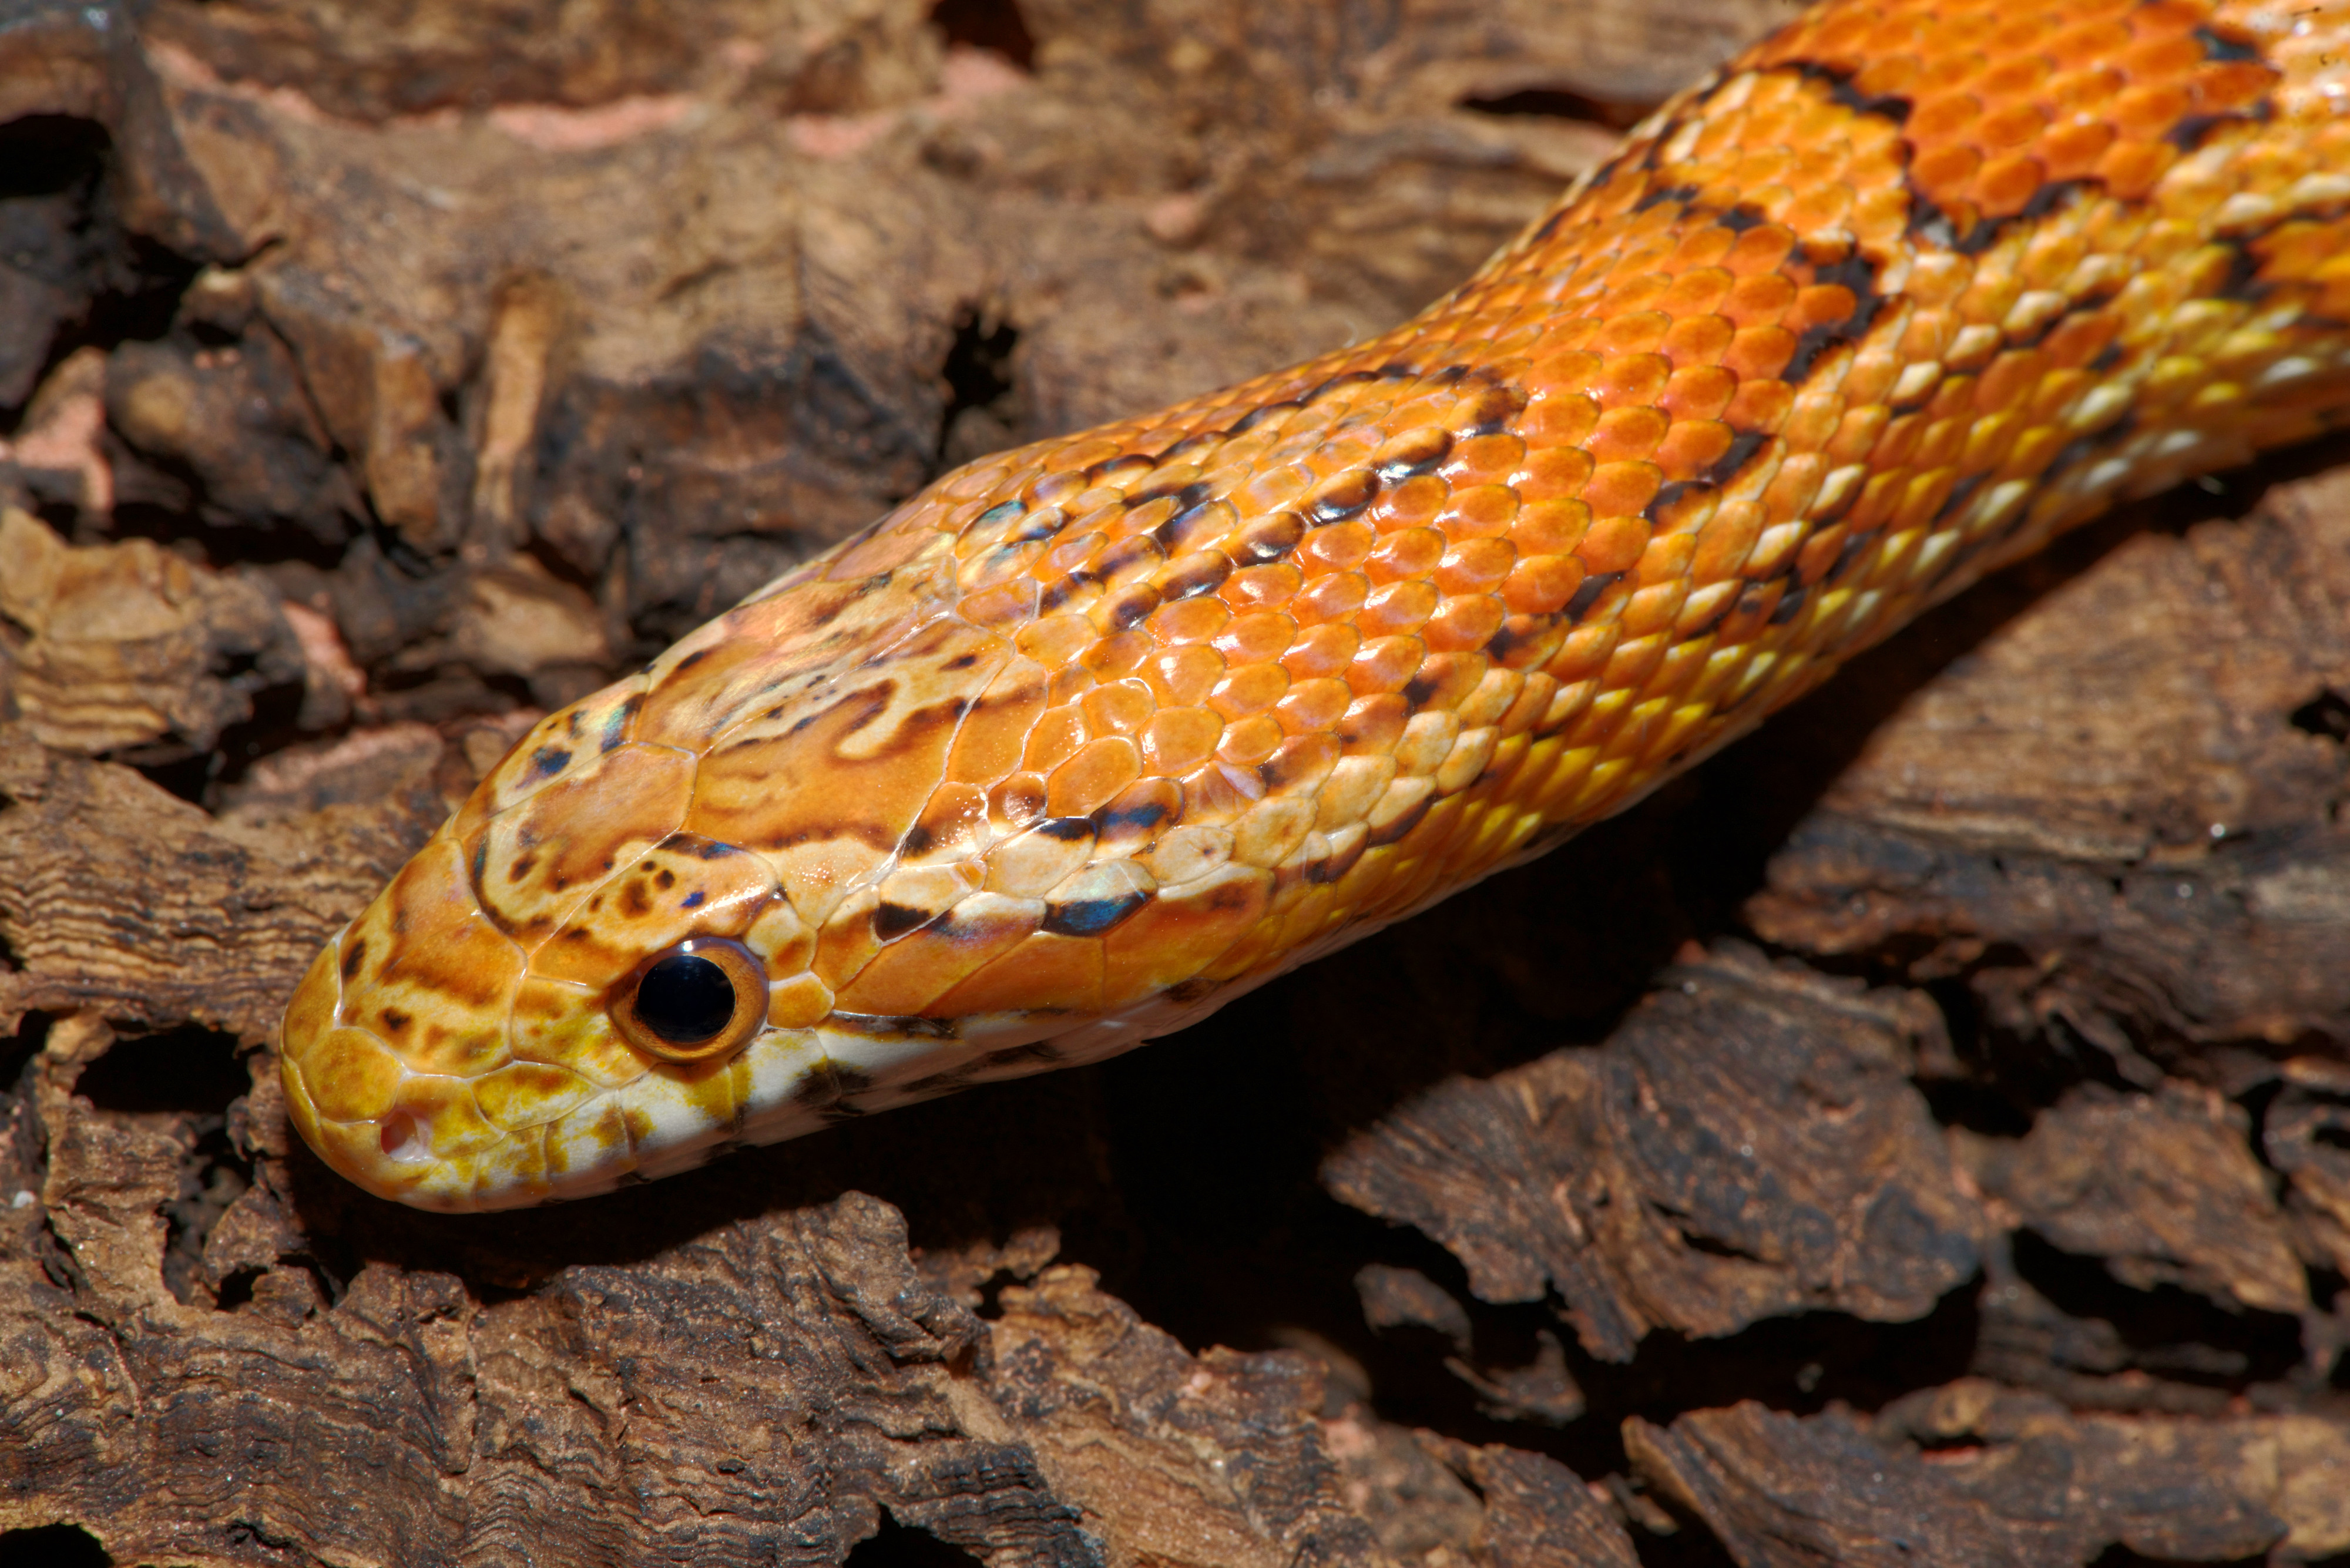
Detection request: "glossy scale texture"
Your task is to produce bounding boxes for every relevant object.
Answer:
[284,0,2350,1209]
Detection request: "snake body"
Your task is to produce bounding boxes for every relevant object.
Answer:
[283,0,2350,1210]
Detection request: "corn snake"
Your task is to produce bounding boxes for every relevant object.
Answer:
[281,0,2350,1210]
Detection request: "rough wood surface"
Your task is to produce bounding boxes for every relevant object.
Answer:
[2,1,2347,1564]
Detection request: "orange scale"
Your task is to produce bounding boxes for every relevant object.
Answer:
[1222,563,1305,611]
[1141,642,1225,707]
[1722,272,1795,329]
[1503,557,1585,622]
[1436,485,1519,542]
[1511,498,1590,557]
[1436,537,1516,595]
[1522,394,1599,449]
[1146,595,1230,647]
[1504,444,1579,501]
[1826,405,1891,467]
[1362,481,1446,539]
[1654,419,1735,480]
[1594,312,1673,357]
[931,930,1104,1017]
[1079,679,1156,738]
[2116,31,2206,83]
[1424,595,1507,654]
[1573,515,1651,576]
[2107,80,2193,143]
[1724,376,1795,432]
[1359,580,1441,638]
[1591,352,1671,409]
[1438,434,1528,489]
[1783,183,1856,237]
[1907,89,1985,145]
[1294,572,1369,628]
[1018,705,1088,776]
[1299,520,1376,575]
[1666,227,1737,273]
[1366,528,1445,584]
[1970,153,2049,219]
[1661,315,1736,371]
[1046,735,1144,817]
[1274,677,1352,736]
[1660,364,1738,421]
[1587,405,1669,465]
[1584,461,1663,518]
[1348,636,1428,696]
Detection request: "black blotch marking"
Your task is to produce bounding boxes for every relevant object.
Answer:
[380,1008,411,1036]
[2195,25,2263,62]
[899,823,938,858]
[1706,430,1771,488]
[2167,106,2267,152]
[340,940,367,982]
[682,890,706,909]
[1714,203,1771,234]
[1402,670,1442,709]
[1158,551,1234,602]
[1375,429,1452,482]
[603,693,644,752]
[1036,572,1094,615]
[1634,181,1703,214]
[1782,253,1885,384]
[1460,384,1521,437]
[1161,429,1224,461]
[2289,688,2350,743]
[1042,888,1152,936]
[1932,471,1988,525]
[1822,72,1912,124]
[1102,585,1160,632]
[1735,582,1774,620]
[2217,239,2267,301]
[1095,535,1163,584]
[1310,470,1379,523]
[673,647,711,675]
[2042,411,2137,487]
[1565,571,1620,622]
[1035,815,1096,842]
[969,499,1025,536]
[1483,617,1536,664]
[1154,498,1226,555]
[1769,582,1810,624]
[472,838,493,888]
[874,901,939,941]
[1300,370,1379,408]
[1234,511,1305,563]
[1095,795,1173,838]
[1129,476,1213,512]
[942,652,981,671]
[1646,478,1719,526]
[653,868,677,890]
[1825,530,1875,585]
[1231,400,1301,435]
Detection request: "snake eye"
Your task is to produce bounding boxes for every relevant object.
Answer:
[612,938,767,1062]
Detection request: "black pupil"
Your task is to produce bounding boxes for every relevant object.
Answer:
[635,953,736,1043]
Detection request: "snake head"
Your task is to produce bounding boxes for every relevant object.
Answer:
[277,522,1259,1210]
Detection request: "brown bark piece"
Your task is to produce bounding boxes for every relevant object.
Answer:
[1747,467,2350,1063]
[1976,1082,2308,1315]
[1322,944,1986,1360]
[0,727,448,1039]
[0,508,305,758]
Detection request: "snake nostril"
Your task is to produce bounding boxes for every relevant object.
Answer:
[379,1112,425,1162]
